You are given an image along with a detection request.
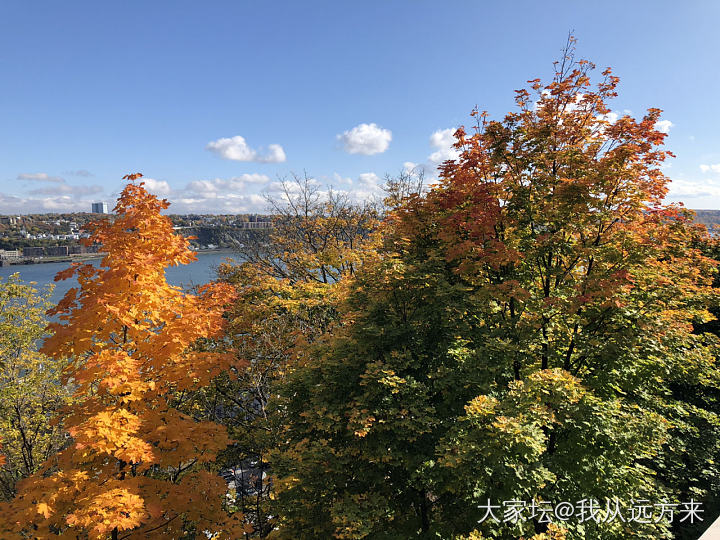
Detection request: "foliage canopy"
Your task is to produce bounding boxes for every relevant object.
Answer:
[269,48,720,539]
[0,176,246,538]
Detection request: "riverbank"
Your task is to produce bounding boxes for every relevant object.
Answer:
[0,253,103,267]
[0,250,241,306]
[0,247,238,267]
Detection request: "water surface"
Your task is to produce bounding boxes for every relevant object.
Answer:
[0,250,240,306]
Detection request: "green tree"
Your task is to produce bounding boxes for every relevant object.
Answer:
[0,274,72,501]
[269,43,719,539]
[660,235,720,540]
[191,173,380,537]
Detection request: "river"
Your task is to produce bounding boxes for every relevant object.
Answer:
[0,250,242,306]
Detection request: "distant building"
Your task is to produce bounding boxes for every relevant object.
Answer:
[0,249,20,259]
[92,202,109,214]
[22,247,45,257]
[238,221,273,229]
[45,245,69,257]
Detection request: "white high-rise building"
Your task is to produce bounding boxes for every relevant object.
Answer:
[91,202,109,214]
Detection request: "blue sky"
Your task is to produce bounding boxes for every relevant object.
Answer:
[1,0,719,213]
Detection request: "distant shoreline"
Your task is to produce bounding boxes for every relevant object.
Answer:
[0,247,238,267]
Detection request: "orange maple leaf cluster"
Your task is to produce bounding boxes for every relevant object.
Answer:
[0,177,247,538]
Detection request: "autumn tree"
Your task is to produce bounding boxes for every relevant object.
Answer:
[269,42,719,539]
[235,172,379,285]
[182,173,380,536]
[663,235,720,540]
[0,176,246,538]
[0,274,72,501]
[382,166,426,210]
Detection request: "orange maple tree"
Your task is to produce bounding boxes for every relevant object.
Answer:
[268,43,720,539]
[0,175,246,538]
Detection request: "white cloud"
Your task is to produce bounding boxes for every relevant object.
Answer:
[334,173,384,204]
[116,174,278,213]
[40,196,88,211]
[17,172,65,183]
[337,123,392,155]
[0,191,102,214]
[668,178,720,199]
[5,169,388,215]
[205,135,287,163]
[142,178,172,196]
[402,161,435,180]
[64,169,94,177]
[133,175,276,214]
[700,164,720,175]
[403,161,420,174]
[16,171,104,199]
[275,172,386,206]
[266,177,320,193]
[331,173,353,185]
[167,193,268,214]
[357,172,380,187]
[232,173,271,184]
[428,128,460,164]
[186,174,271,194]
[0,193,24,213]
[655,120,674,134]
[263,144,286,162]
[28,184,103,196]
